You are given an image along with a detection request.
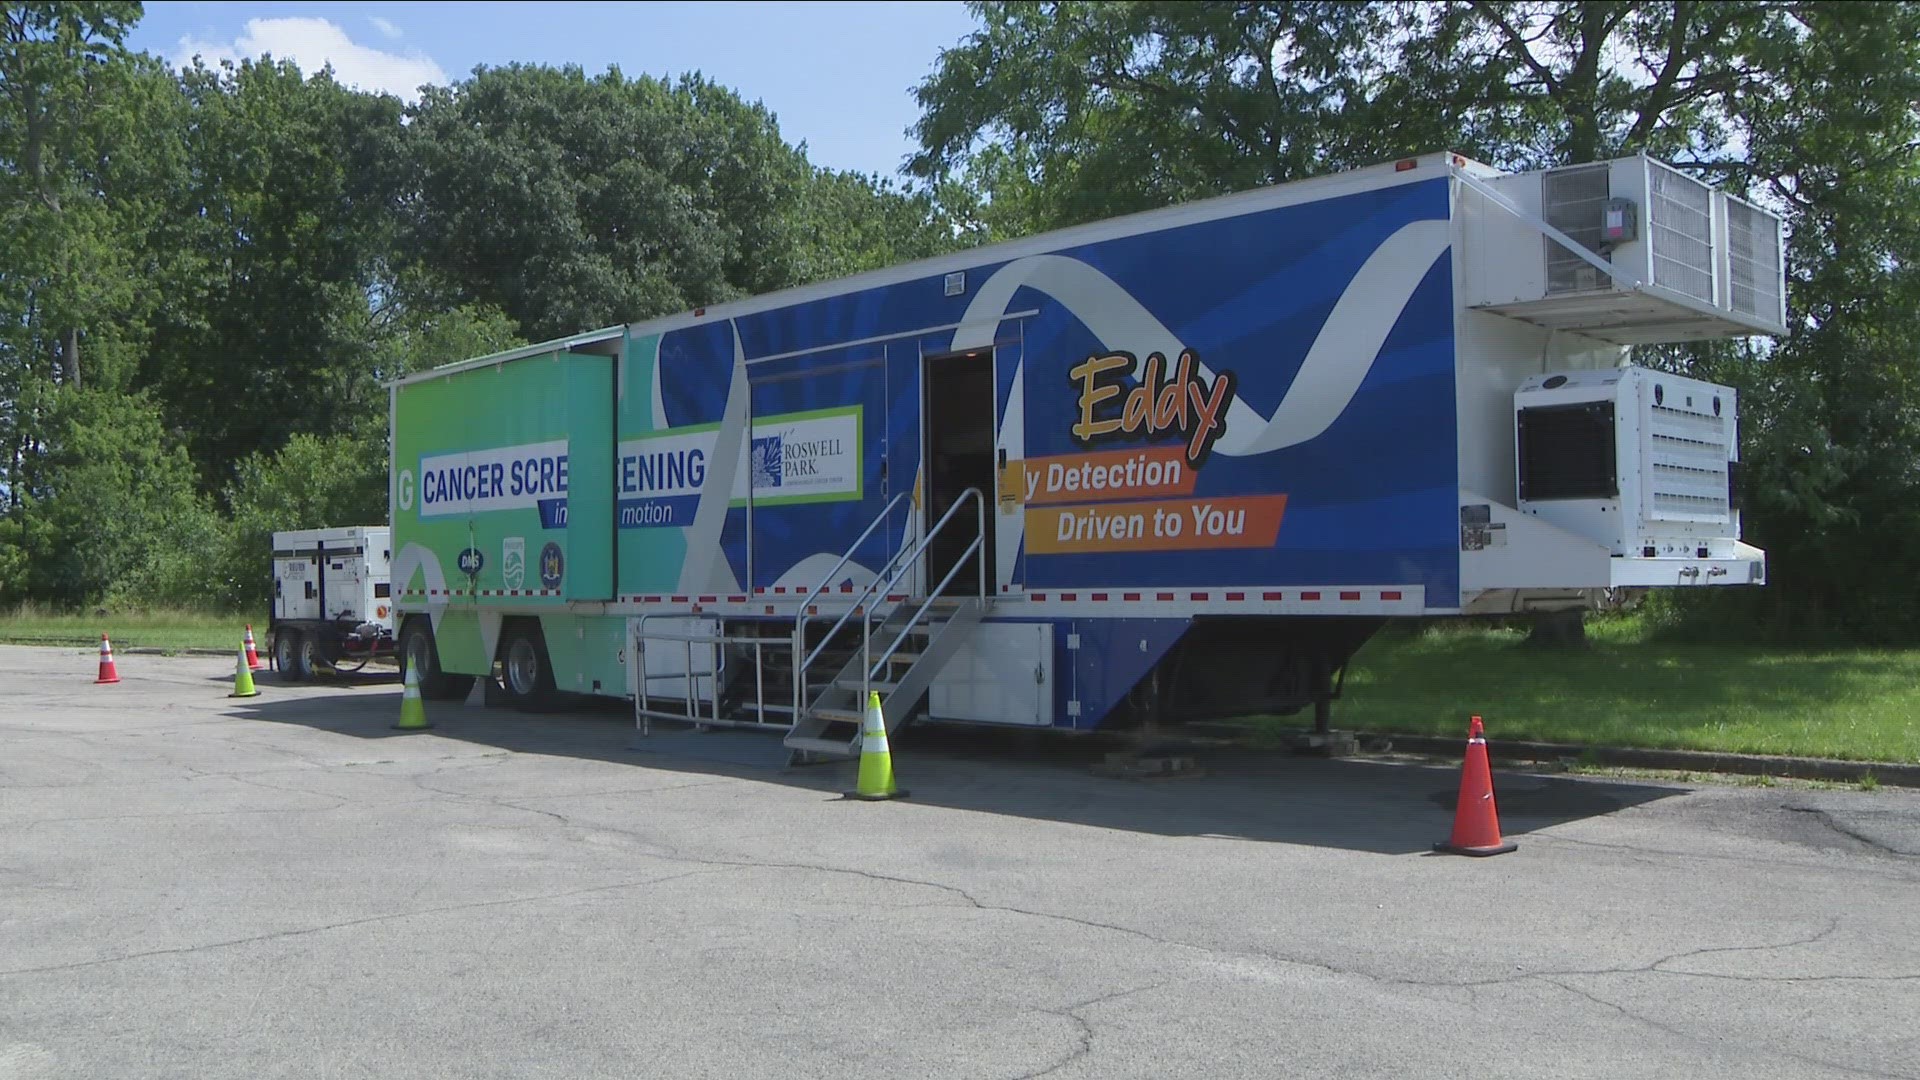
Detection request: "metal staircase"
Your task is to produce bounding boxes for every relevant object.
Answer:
[783,488,989,763]
[628,488,990,762]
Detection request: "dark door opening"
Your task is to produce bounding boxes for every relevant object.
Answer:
[922,349,996,597]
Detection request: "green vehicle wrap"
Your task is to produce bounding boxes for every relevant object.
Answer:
[390,330,635,686]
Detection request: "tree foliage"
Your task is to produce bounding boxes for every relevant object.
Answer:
[406,67,795,339]
[135,57,410,484]
[0,386,207,605]
[0,8,952,607]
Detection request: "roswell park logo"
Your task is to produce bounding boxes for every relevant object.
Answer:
[751,428,846,493]
[751,435,783,489]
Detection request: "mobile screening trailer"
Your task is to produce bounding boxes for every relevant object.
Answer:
[387,151,1786,759]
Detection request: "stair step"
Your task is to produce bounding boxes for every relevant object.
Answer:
[785,736,858,757]
[834,678,901,692]
[809,706,862,724]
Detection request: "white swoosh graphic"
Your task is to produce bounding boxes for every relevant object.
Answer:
[956,218,1451,457]
[392,542,449,631]
[771,552,880,594]
[650,335,668,429]
[677,324,748,593]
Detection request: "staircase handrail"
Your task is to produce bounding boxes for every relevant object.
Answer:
[793,487,987,724]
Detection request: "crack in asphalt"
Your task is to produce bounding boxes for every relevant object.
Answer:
[1786,805,1918,858]
[0,867,737,979]
[1534,830,1920,883]
[1013,983,1166,1080]
[1538,975,1918,1080]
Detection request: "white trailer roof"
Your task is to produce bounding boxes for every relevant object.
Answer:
[272,527,391,550]
[388,151,1484,389]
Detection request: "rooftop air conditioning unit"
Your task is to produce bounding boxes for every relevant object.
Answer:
[1459,155,1787,345]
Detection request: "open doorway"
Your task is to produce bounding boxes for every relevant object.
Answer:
[921,348,996,596]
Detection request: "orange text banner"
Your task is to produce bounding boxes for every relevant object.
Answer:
[1025,495,1288,555]
[1018,446,1195,506]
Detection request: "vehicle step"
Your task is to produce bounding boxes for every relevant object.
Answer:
[784,736,858,757]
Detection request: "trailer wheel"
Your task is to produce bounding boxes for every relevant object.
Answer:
[398,619,475,702]
[497,622,556,713]
[275,629,312,682]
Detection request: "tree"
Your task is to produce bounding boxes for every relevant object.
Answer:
[134,57,409,488]
[402,65,808,341]
[0,1,143,391]
[792,167,960,281]
[1,385,206,605]
[914,0,1920,639]
[2,3,189,607]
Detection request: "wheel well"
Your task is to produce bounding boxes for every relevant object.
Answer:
[495,615,547,659]
[1146,616,1385,724]
[399,614,432,642]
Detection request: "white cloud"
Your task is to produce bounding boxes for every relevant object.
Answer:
[369,16,402,40]
[174,17,445,102]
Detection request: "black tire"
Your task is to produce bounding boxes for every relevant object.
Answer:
[399,619,476,702]
[497,621,557,713]
[274,628,311,682]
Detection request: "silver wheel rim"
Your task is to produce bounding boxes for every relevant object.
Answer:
[507,639,540,696]
[405,634,430,678]
[276,635,297,669]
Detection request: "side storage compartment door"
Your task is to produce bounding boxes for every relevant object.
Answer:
[929,622,1054,725]
[565,353,617,601]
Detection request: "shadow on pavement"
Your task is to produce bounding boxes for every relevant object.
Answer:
[224,681,1685,856]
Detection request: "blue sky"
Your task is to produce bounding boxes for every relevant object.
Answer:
[127,2,982,179]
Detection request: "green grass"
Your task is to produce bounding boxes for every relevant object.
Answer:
[0,603,268,653]
[1270,615,1920,764]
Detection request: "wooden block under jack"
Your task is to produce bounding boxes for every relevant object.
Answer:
[1091,751,1204,779]
[1288,729,1360,758]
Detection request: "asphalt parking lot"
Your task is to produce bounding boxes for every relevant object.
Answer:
[2,644,1917,1079]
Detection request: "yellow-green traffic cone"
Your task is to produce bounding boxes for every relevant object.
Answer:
[227,645,260,698]
[847,691,906,800]
[392,659,432,731]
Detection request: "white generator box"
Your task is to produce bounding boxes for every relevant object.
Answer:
[1460,154,1787,344]
[272,526,394,629]
[1514,368,1740,559]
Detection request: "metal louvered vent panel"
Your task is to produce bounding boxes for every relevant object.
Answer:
[1724,195,1784,325]
[1648,164,1715,304]
[1542,164,1613,295]
[1642,402,1731,524]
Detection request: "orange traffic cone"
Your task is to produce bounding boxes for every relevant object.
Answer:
[244,625,264,671]
[94,633,121,684]
[1434,715,1517,857]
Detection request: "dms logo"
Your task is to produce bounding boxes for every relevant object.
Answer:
[456,548,485,576]
[751,435,783,490]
